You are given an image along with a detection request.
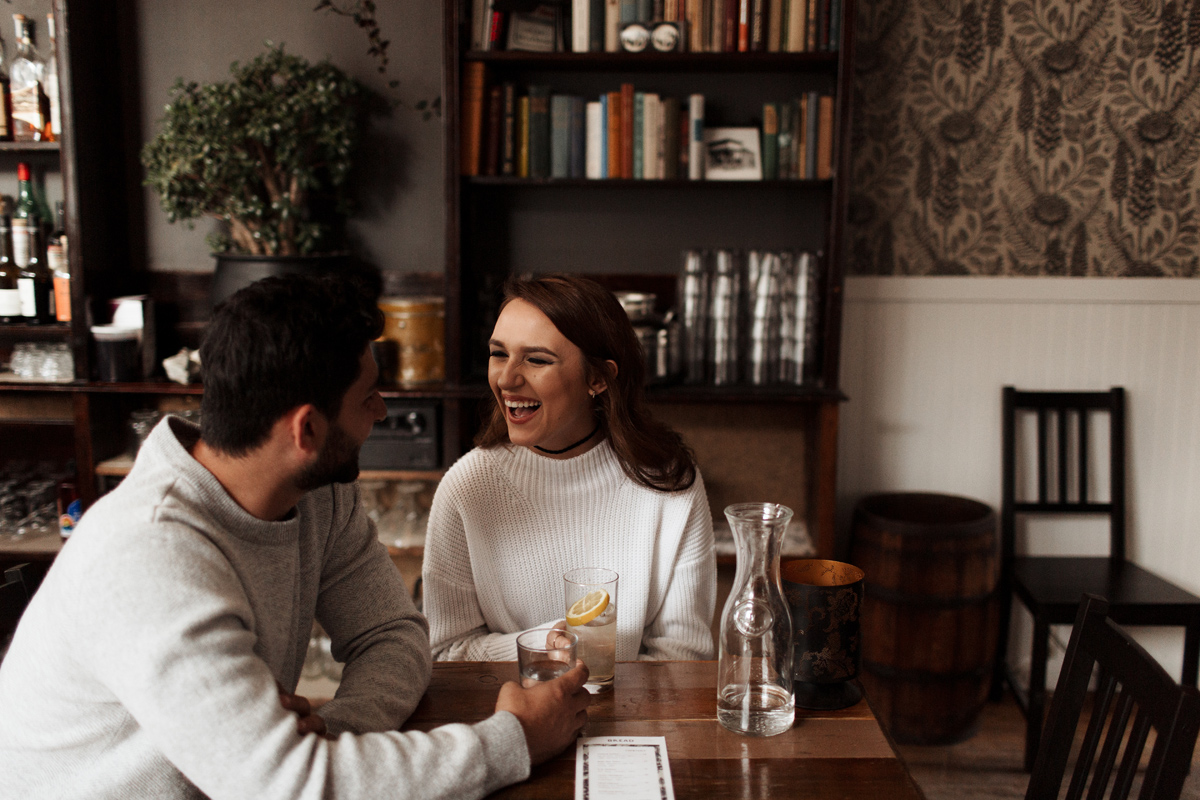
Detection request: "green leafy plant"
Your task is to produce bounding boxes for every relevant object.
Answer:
[141,45,379,256]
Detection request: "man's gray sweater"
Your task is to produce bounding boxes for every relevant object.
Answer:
[0,417,529,798]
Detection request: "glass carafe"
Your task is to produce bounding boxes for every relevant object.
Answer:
[717,502,795,736]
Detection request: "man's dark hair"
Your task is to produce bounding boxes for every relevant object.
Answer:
[199,274,383,456]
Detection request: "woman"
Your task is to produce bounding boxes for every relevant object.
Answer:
[422,274,716,662]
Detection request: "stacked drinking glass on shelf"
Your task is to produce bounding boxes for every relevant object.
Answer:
[679,248,820,387]
[0,467,62,538]
[359,479,429,549]
[5,341,72,381]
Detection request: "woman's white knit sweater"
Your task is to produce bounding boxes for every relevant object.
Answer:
[423,440,716,662]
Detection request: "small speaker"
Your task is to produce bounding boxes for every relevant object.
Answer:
[359,400,440,470]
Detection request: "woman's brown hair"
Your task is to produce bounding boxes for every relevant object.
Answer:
[475,274,697,492]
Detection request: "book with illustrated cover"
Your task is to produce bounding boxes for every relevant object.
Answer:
[507,5,559,51]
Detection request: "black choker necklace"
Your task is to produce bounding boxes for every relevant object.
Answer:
[534,423,601,455]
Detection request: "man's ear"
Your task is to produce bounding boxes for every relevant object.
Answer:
[283,404,325,459]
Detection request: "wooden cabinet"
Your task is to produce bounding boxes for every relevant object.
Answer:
[440,1,855,555]
[0,0,147,508]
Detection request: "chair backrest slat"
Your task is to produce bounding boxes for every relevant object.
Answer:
[1037,407,1049,504]
[1066,671,1119,800]
[1078,408,1089,505]
[1086,688,1135,800]
[1026,595,1200,800]
[1002,387,1127,562]
[1110,709,1152,800]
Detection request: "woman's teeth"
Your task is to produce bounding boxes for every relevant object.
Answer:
[505,399,541,419]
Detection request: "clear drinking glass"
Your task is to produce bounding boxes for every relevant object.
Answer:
[517,628,578,687]
[564,567,618,692]
[717,502,795,736]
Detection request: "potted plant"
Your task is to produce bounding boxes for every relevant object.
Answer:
[141,45,381,305]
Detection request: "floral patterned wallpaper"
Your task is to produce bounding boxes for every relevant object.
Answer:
[848,0,1200,276]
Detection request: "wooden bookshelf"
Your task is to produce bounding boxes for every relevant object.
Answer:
[442,1,856,556]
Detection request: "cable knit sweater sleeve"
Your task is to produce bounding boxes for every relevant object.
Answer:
[423,462,551,662]
[638,474,717,661]
[313,484,432,735]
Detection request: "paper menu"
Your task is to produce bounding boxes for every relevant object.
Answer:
[574,736,676,800]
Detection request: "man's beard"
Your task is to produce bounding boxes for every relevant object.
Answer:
[295,422,360,491]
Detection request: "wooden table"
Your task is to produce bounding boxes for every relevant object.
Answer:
[404,661,924,799]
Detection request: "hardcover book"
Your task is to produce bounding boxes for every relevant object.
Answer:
[501,82,516,175]
[569,95,587,178]
[528,85,552,178]
[762,102,779,180]
[551,94,572,178]
[517,95,531,177]
[483,84,503,176]
[460,61,487,176]
[816,94,834,179]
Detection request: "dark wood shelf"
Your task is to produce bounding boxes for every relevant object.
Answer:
[0,140,61,153]
[465,50,839,72]
[646,384,847,403]
[466,176,835,188]
[0,323,73,340]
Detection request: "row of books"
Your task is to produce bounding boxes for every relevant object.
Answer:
[472,0,840,54]
[461,66,836,180]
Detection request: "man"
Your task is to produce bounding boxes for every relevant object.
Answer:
[0,274,590,799]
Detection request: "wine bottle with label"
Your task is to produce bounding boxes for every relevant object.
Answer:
[0,217,19,322]
[11,161,38,269]
[17,224,52,323]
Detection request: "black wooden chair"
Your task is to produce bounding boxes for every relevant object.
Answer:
[1026,594,1200,800]
[0,563,32,660]
[992,387,1200,771]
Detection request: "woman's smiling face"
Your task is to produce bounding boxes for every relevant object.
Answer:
[488,298,607,456]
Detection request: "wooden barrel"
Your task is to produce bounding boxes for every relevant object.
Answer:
[850,492,999,745]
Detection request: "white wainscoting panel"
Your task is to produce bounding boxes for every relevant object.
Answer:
[839,277,1200,686]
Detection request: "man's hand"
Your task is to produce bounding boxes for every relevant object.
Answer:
[496,662,591,765]
[277,684,331,738]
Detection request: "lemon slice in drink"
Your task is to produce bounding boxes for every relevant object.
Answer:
[566,589,610,627]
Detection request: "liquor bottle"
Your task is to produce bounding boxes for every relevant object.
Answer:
[17,224,52,323]
[43,13,58,140]
[0,216,19,322]
[48,200,68,321]
[9,14,46,142]
[0,22,12,141]
[11,161,38,269]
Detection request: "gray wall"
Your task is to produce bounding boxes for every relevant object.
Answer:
[135,0,444,276]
